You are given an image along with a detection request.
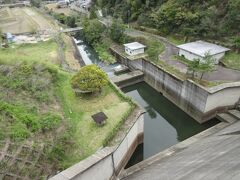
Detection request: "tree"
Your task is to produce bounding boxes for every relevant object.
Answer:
[71,65,108,93]
[30,0,42,8]
[187,58,201,78]
[198,54,215,80]
[66,16,76,28]
[0,28,2,45]
[83,19,105,45]
[146,40,162,62]
[109,19,125,43]
[187,52,215,80]
[233,36,240,53]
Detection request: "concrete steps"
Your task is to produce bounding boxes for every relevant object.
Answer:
[216,113,237,123]
[111,70,144,88]
[228,110,240,120]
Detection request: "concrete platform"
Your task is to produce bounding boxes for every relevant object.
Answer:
[122,117,240,180]
[228,110,240,120]
[217,113,237,123]
[111,70,144,88]
[114,65,129,75]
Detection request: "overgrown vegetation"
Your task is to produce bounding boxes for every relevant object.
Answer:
[0,40,134,178]
[221,52,240,71]
[97,0,240,42]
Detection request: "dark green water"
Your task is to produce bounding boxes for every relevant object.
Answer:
[122,82,219,166]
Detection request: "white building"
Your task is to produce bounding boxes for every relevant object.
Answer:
[124,42,146,56]
[57,0,70,7]
[177,41,230,64]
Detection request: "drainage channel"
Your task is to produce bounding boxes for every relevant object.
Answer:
[122,82,220,168]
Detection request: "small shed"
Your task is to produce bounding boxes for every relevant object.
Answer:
[177,41,230,64]
[124,42,146,56]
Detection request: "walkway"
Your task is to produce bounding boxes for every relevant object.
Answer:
[123,110,240,180]
[60,27,83,33]
[125,29,240,82]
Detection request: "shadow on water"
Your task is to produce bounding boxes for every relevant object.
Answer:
[122,82,219,168]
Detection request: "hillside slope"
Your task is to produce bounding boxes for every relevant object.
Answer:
[0,40,133,179]
[98,0,240,40]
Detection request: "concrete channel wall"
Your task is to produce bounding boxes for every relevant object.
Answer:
[50,110,144,180]
[110,48,240,123]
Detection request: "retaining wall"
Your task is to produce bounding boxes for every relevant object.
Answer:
[110,48,240,123]
[71,38,86,67]
[50,109,144,180]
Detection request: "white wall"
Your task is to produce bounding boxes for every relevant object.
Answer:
[113,115,144,169]
[204,85,240,112]
[212,52,225,63]
[179,49,202,61]
[125,47,144,56]
[179,49,225,64]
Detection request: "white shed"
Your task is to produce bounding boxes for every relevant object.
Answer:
[124,42,146,56]
[177,41,230,64]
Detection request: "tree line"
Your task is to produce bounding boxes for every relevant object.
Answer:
[95,0,240,45]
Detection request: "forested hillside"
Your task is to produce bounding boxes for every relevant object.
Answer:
[96,0,240,40]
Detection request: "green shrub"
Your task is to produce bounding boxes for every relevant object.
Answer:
[71,65,108,93]
[94,40,116,64]
[40,113,62,131]
[10,123,30,140]
[48,143,65,162]
[20,113,40,132]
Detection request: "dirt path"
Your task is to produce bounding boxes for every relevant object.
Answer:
[22,8,56,31]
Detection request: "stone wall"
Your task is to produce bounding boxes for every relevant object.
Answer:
[50,109,144,180]
[110,48,240,123]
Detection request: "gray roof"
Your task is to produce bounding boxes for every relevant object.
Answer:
[124,118,240,180]
[124,42,146,50]
[177,41,230,57]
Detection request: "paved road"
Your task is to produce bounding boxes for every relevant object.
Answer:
[125,29,240,82]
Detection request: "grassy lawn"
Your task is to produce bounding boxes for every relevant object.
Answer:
[57,73,133,167]
[45,4,77,16]
[0,40,59,67]
[166,35,185,45]
[0,40,134,178]
[221,52,240,71]
[172,55,191,65]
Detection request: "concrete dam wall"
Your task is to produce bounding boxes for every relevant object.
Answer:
[111,48,240,123]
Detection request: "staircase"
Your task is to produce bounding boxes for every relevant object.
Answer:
[217,109,240,123]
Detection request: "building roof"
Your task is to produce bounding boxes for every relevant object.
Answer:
[124,42,146,50]
[177,40,230,57]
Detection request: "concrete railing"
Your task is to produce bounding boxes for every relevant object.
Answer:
[110,47,240,123]
[50,109,144,180]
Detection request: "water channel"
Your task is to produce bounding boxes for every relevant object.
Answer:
[75,38,219,167]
